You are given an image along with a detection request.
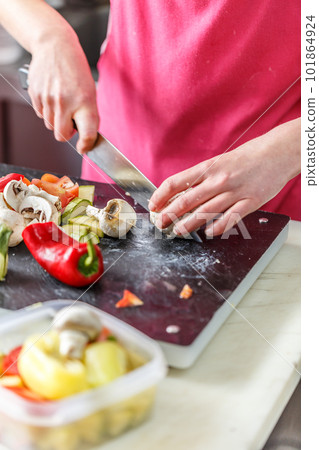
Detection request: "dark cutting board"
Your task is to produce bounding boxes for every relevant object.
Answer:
[0,164,289,367]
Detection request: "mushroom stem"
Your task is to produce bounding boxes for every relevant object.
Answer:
[86,200,137,238]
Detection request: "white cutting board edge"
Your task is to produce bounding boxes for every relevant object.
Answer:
[159,222,289,369]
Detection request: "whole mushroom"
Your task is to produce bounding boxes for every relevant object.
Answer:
[86,199,137,238]
[53,306,103,359]
[150,190,193,238]
[0,209,26,246]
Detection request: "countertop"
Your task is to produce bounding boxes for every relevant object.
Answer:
[0,221,301,450]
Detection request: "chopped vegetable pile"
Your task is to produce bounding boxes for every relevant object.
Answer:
[0,306,145,401]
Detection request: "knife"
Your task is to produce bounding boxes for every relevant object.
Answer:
[18,65,202,242]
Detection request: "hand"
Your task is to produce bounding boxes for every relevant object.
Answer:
[28,29,99,153]
[149,119,300,237]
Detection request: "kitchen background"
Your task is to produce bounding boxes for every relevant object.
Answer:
[0,0,109,177]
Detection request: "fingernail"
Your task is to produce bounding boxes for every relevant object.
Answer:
[148,200,155,211]
[173,225,181,235]
[155,216,163,229]
[205,227,214,237]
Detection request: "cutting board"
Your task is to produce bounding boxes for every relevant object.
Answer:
[0,164,290,367]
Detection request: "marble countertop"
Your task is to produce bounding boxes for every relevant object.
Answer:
[0,221,301,450]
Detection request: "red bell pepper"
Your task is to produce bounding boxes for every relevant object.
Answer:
[0,173,24,192]
[1,346,22,376]
[22,222,104,287]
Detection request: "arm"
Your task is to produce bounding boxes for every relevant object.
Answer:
[0,0,99,152]
[149,118,301,236]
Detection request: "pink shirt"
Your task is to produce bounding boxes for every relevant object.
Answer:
[82,0,301,219]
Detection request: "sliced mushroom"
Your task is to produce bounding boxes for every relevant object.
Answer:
[3,180,29,211]
[18,196,58,223]
[86,199,137,238]
[53,307,103,359]
[0,193,9,210]
[0,209,26,246]
[27,184,62,211]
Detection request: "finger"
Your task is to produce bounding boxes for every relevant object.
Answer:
[148,161,209,212]
[205,198,254,237]
[54,106,75,142]
[42,103,55,131]
[157,179,224,229]
[28,90,43,119]
[172,191,235,235]
[73,107,99,153]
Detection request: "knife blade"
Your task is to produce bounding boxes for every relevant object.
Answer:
[87,135,203,242]
[18,64,202,242]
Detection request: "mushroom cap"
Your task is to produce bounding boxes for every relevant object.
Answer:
[18,196,55,223]
[28,184,62,211]
[53,306,103,341]
[3,180,29,211]
[102,199,137,238]
[149,190,193,239]
[0,193,9,210]
[0,209,25,246]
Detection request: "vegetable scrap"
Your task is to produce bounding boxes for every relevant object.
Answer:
[179,284,193,299]
[116,289,144,308]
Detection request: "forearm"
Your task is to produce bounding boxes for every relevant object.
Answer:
[0,0,77,53]
[263,117,301,182]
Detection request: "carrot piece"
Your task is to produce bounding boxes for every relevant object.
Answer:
[115,290,144,308]
[96,326,112,341]
[41,173,60,183]
[179,284,193,299]
[22,177,30,186]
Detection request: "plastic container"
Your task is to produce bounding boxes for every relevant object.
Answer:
[0,300,167,450]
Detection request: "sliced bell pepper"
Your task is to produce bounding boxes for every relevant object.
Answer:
[115,290,144,308]
[4,386,46,402]
[22,222,104,287]
[0,173,24,192]
[18,332,88,400]
[1,345,22,376]
[84,341,128,387]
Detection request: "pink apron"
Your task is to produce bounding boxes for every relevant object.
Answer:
[82,0,301,219]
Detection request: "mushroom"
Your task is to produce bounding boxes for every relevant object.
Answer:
[86,199,137,238]
[53,306,103,359]
[27,184,62,211]
[149,190,193,238]
[18,196,59,224]
[0,193,9,210]
[0,209,26,246]
[3,179,29,211]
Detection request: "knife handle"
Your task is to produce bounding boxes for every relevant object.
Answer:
[18,64,29,90]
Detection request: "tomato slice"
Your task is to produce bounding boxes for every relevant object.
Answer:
[30,178,43,189]
[5,386,46,402]
[31,175,79,208]
[2,346,22,376]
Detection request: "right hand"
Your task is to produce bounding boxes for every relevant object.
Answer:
[27,30,99,153]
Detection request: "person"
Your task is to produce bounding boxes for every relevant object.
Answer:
[0,0,300,237]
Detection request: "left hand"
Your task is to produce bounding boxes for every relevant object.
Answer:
[148,118,300,237]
